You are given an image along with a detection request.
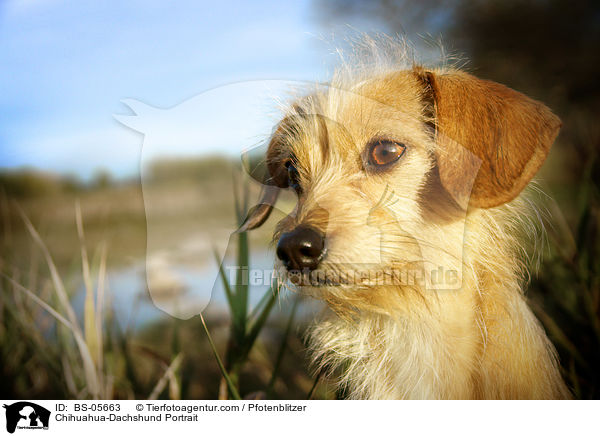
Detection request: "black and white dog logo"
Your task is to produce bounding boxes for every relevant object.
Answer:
[3,402,50,433]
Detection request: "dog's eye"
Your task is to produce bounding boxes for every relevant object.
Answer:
[285,160,302,193]
[368,140,406,168]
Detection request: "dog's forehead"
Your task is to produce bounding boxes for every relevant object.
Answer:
[349,71,425,115]
[287,70,425,162]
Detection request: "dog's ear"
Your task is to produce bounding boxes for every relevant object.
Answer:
[237,184,280,232]
[237,143,284,232]
[416,69,561,208]
[238,115,297,232]
[239,105,313,231]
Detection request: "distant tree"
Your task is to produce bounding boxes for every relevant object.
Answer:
[91,169,113,190]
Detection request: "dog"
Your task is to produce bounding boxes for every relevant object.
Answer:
[240,39,570,399]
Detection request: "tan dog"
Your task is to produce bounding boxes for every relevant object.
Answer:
[241,41,570,399]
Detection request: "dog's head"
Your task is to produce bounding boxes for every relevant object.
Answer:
[241,67,560,308]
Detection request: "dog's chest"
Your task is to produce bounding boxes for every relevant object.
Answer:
[311,309,478,399]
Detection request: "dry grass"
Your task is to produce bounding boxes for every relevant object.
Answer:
[0,162,329,399]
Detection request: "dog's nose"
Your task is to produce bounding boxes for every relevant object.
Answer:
[276,225,325,271]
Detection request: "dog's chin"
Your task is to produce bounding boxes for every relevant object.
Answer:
[276,258,415,290]
[279,264,373,289]
[280,263,425,291]
[283,269,346,288]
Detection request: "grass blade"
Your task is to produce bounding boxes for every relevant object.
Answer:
[199,313,241,400]
[231,171,249,340]
[213,248,235,314]
[147,353,183,400]
[96,242,107,395]
[249,286,275,320]
[15,206,99,397]
[75,201,100,368]
[243,284,279,357]
[4,273,100,397]
[234,231,249,333]
[267,295,300,394]
[18,206,82,337]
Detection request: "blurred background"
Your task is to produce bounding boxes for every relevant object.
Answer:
[0,0,598,399]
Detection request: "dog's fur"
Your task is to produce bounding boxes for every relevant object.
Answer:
[245,39,570,399]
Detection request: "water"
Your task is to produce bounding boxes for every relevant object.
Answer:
[74,249,321,329]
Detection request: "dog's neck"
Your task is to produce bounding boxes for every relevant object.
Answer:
[309,270,482,399]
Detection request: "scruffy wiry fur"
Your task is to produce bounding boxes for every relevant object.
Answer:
[254,37,570,399]
[307,199,569,399]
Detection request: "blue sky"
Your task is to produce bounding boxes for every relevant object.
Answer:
[0,0,361,178]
